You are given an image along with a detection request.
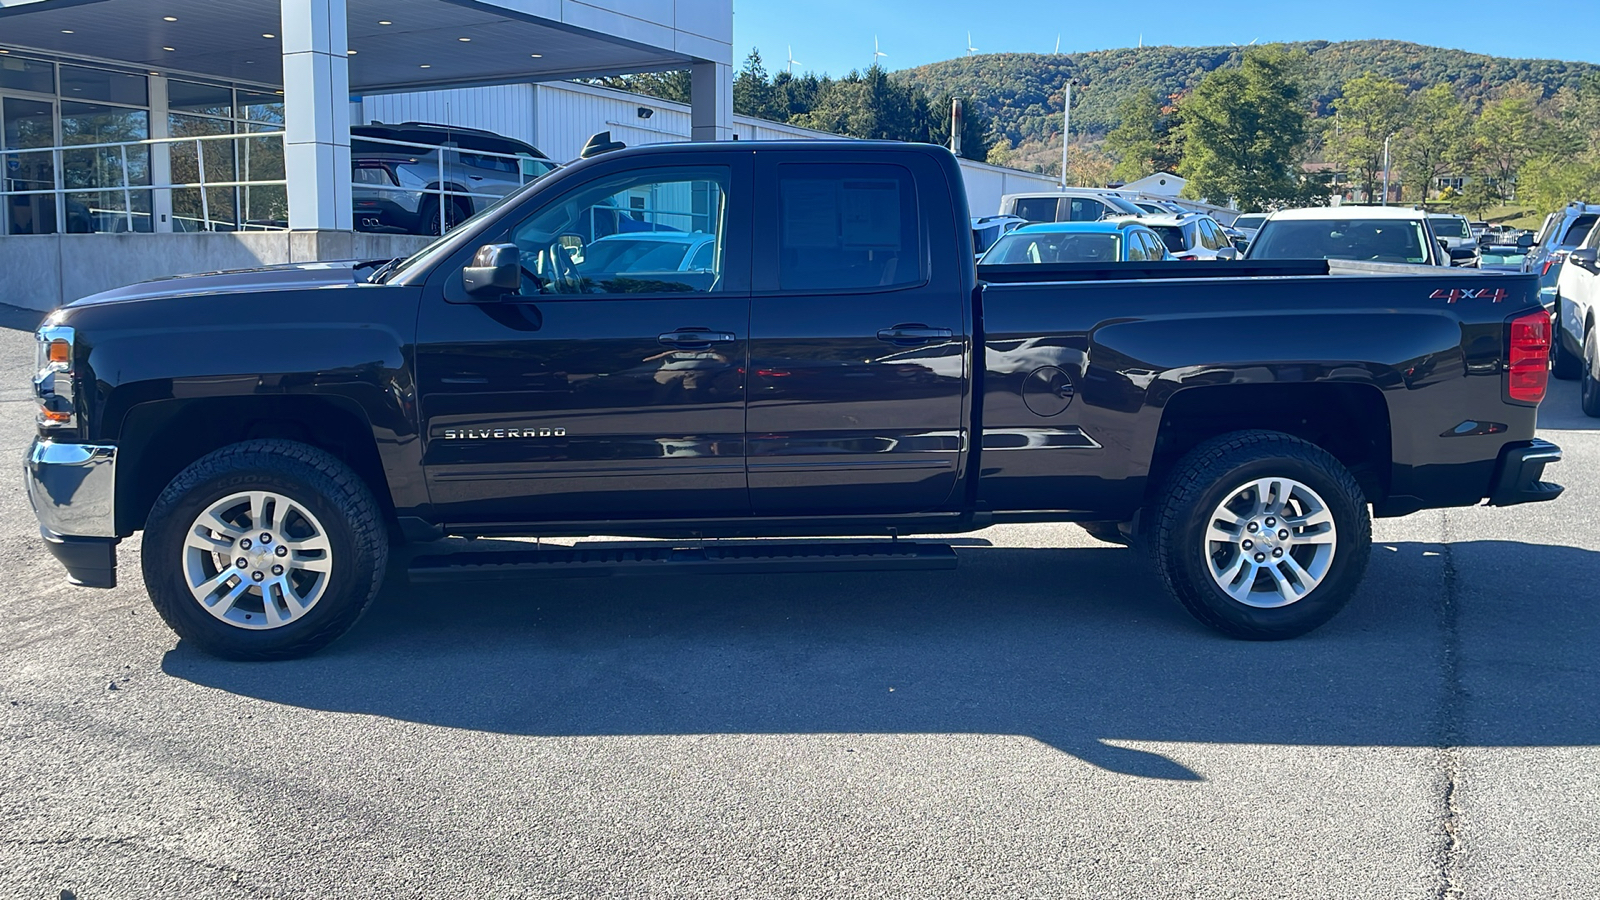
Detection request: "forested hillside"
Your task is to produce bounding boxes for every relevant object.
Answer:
[898,40,1600,145]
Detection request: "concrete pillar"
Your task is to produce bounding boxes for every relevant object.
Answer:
[690,61,733,142]
[281,0,351,232]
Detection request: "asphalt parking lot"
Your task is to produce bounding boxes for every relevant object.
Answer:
[2,301,1597,899]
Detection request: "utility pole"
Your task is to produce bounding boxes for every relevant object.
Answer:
[1060,79,1077,189]
[1382,133,1393,206]
[950,97,964,158]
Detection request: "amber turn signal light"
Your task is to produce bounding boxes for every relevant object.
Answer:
[48,339,70,365]
[40,407,72,423]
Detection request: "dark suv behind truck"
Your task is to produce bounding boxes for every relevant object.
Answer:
[26,141,1563,659]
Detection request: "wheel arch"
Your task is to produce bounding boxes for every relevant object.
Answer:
[114,395,395,537]
[1149,383,1392,507]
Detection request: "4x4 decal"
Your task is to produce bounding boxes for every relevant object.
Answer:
[1431,287,1509,304]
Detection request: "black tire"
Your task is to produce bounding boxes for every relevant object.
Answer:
[417,195,469,236]
[1551,300,1583,381]
[141,440,389,660]
[1582,326,1600,418]
[1152,430,1371,640]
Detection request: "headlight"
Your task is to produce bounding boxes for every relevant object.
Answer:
[34,324,76,429]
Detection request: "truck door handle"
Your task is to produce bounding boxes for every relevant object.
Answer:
[658,328,738,349]
[877,324,953,346]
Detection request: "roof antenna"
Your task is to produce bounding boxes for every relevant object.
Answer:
[580,131,627,159]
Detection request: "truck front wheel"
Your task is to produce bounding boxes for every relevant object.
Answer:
[141,440,389,660]
[1152,431,1371,640]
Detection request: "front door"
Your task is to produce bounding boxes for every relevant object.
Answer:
[416,156,752,525]
[746,155,969,515]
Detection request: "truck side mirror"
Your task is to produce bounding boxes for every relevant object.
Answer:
[1570,248,1599,268]
[462,243,521,298]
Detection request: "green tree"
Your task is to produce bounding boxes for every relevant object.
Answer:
[1470,89,1542,201]
[1106,90,1181,182]
[1177,46,1314,211]
[1395,83,1470,202]
[733,50,779,120]
[1329,74,1409,201]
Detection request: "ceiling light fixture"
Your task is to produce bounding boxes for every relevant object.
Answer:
[263,33,275,38]
[530,53,542,58]
[163,47,175,51]
[419,64,431,68]
[163,16,178,22]
[378,20,392,25]
[347,49,357,55]
[61,29,74,34]
[458,37,470,42]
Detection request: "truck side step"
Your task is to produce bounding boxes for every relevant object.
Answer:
[406,540,958,582]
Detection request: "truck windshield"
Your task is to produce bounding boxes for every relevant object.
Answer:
[985,232,1121,263]
[1249,219,1431,264]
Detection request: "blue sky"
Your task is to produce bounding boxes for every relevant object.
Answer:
[732,0,1600,77]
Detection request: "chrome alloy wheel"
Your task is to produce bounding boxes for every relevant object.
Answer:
[1203,477,1338,609]
[181,491,334,630]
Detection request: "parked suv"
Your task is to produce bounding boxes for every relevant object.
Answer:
[1427,213,1477,266]
[1125,212,1240,261]
[1246,207,1446,267]
[999,190,1148,224]
[1551,215,1600,412]
[351,122,558,235]
[1526,202,1600,308]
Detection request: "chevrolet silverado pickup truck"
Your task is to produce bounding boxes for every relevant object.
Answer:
[26,141,1565,660]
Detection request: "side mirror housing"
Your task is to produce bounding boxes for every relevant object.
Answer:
[1570,248,1599,267]
[1517,233,1534,249]
[463,243,520,298]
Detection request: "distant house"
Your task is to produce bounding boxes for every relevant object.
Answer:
[1119,172,1186,197]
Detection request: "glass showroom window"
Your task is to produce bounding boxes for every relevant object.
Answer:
[168,80,285,231]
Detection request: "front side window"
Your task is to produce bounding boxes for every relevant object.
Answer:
[1068,198,1105,222]
[776,163,922,291]
[509,166,728,295]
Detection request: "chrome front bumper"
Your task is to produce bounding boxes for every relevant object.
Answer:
[26,438,118,537]
[26,439,120,588]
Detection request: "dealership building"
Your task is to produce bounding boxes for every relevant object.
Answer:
[0,0,1057,310]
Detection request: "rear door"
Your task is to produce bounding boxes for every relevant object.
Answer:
[746,150,969,515]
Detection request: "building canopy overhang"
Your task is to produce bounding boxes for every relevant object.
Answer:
[0,0,719,92]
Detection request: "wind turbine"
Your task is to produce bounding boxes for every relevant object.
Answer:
[786,45,801,74]
[966,32,979,56]
[872,35,888,69]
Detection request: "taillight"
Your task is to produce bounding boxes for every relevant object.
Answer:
[1177,254,1199,261]
[1506,310,1551,405]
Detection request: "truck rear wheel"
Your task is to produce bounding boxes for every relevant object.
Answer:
[141,440,388,660]
[1152,431,1371,640]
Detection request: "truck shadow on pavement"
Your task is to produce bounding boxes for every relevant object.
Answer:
[162,539,1600,780]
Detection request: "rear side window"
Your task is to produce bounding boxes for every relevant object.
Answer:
[1014,197,1060,223]
[1150,225,1186,252]
[1561,215,1598,247]
[777,164,923,291]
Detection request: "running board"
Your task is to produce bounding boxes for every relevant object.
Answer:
[407,540,958,582]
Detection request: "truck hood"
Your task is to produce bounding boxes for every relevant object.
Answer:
[64,260,379,309]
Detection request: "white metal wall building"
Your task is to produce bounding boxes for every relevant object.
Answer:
[360,80,1063,216]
